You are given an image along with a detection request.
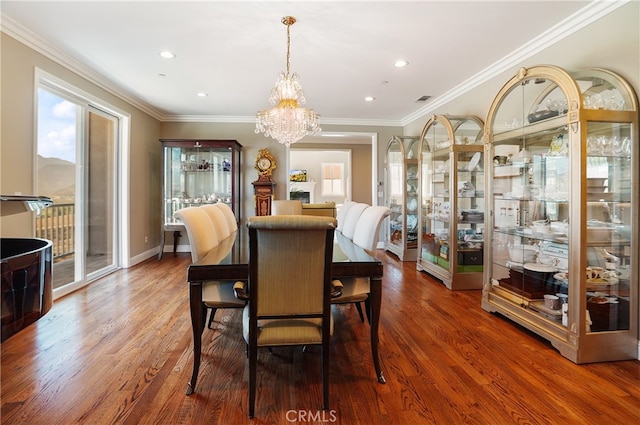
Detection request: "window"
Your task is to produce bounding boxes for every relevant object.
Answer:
[321,163,344,196]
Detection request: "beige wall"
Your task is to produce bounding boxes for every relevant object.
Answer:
[0,33,161,260]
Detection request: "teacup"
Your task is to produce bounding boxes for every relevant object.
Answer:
[586,266,604,280]
[531,219,550,233]
[544,294,561,310]
[493,155,509,165]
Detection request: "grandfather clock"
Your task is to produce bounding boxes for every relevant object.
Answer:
[252,148,276,216]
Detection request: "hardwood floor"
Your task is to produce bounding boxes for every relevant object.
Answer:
[2,250,639,424]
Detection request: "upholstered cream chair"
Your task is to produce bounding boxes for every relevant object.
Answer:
[199,204,236,327]
[332,205,390,322]
[213,202,238,232]
[271,199,303,215]
[174,207,244,330]
[237,215,338,418]
[340,202,368,239]
[201,203,231,240]
[353,206,391,253]
[336,200,356,233]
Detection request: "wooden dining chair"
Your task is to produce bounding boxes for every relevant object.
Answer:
[236,215,338,418]
[332,205,390,322]
[174,207,244,331]
[271,199,303,215]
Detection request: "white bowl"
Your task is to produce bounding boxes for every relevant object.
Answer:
[550,221,569,235]
[508,245,538,263]
[587,226,613,242]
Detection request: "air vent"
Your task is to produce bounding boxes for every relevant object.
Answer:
[415,95,431,102]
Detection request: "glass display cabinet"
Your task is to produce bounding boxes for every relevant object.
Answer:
[386,135,419,261]
[417,115,485,290]
[159,139,242,259]
[482,66,638,363]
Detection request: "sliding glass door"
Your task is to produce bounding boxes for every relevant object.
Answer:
[36,84,119,295]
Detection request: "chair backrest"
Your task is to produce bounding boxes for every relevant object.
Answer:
[352,206,392,253]
[301,202,336,218]
[340,202,368,239]
[271,200,303,215]
[246,215,336,320]
[174,206,219,262]
[213,202,238,232]
[336,200,356,232]
[200,204,231,240]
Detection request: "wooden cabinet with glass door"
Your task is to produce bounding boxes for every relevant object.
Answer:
[417,115,485,290]
[386,136,419,261]
[482,66,638,363]
[159,139,242,259]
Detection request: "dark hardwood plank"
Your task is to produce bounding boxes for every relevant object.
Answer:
[2,251,639,424]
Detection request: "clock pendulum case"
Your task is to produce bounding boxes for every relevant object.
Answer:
[252,148,276,216]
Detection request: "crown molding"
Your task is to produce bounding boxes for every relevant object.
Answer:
[401,0,629,126]
[1,14,165,121]
[160,113,402,127]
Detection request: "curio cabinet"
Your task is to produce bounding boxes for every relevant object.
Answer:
[386,136,419,261]
[159,139,242,259]
[417,115,485,290]
[482,66,638,363]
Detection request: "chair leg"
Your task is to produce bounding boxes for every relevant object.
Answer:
[248,343,257,418]
[207,307,217,329]
[363,299,371,324]
[200,305,208,335]
[322,344,329,411]
[355,302,365,322]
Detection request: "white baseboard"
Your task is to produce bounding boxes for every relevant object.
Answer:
[162,244,191,253]
[126,245,160,268]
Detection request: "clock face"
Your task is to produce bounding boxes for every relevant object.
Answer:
[258,157,271,171]
[255,149,276,176]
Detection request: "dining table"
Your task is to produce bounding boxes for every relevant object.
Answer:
[185,227,385,395]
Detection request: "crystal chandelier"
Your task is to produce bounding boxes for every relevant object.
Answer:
[255,16,320,146]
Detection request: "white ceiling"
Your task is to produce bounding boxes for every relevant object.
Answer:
[1,0,628,128]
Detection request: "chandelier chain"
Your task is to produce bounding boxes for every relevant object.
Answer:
[285,19,291,77]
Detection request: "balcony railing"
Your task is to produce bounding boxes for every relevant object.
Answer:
[35,203,75,260]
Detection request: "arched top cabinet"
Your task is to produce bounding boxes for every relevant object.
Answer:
[416,115,485,290]
[385,135,419,261]
[481,65,638,363]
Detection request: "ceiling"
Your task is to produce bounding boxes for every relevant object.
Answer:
[1,0,623,128]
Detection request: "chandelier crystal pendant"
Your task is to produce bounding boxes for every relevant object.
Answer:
[255,16,320,146]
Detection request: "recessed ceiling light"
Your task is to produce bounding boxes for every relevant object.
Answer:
[160,50,175,59]
[394,60,408,67]
[365,96,376,102]
[196,92,208,97]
